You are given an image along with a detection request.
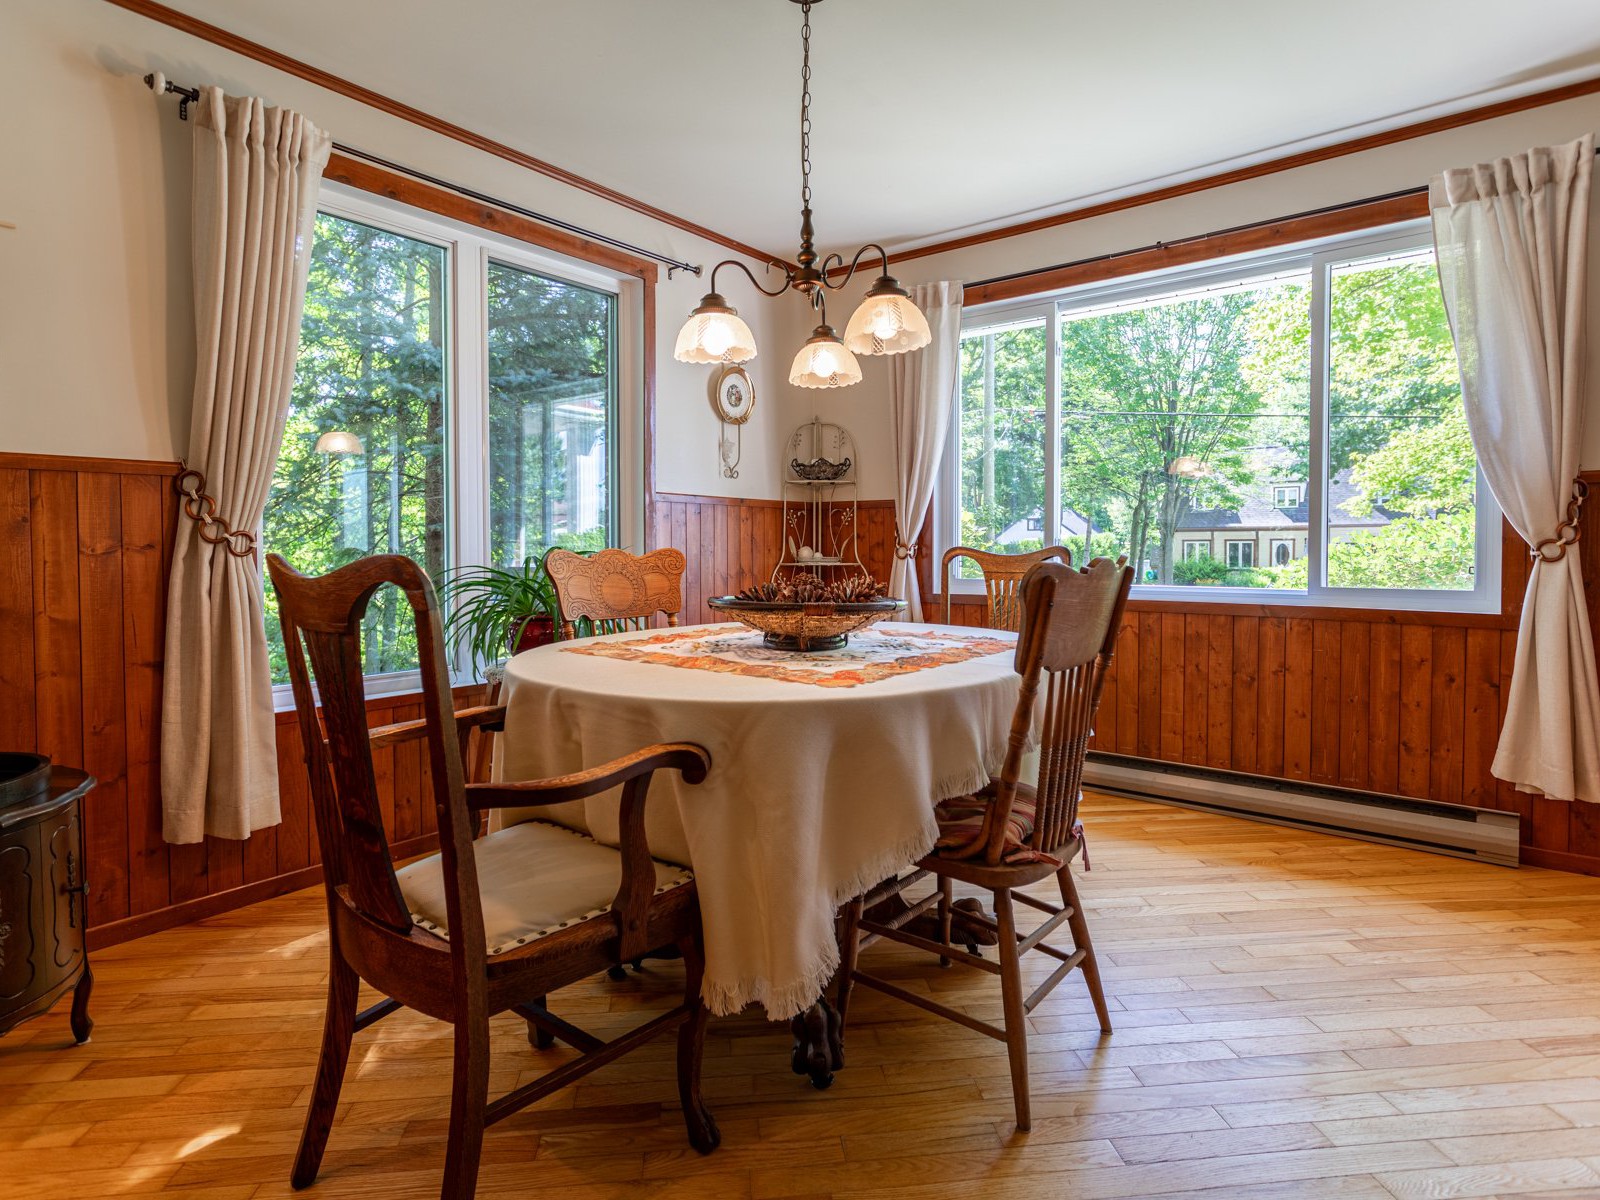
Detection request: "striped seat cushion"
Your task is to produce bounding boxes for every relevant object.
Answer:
[933,783,1064,866]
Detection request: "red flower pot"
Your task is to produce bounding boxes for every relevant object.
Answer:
[508,615,556,655]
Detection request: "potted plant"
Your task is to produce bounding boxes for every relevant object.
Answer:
[438,551,561,680]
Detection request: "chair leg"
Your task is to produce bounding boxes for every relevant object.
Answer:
[1059,863,1112,1035]
[937,877,954,968]
[675,933,721,1154]
[291,952,359,1189]
[833,896,865,1042]
[525,996,556,1050]
[993,888,1031,1132]
[440,1015,490,1200]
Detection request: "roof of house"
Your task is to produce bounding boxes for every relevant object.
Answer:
[1176,451,1392,533]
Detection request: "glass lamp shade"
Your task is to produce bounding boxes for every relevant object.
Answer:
[788,327,863,389]
[843,286,931,356]
[674,296,758,364]
[314,430,365,455]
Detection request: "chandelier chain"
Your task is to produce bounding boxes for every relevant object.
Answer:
[799,2,812,210]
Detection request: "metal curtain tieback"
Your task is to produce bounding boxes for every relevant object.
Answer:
[1532,478,1588,563]
[893,534,920,560]
[175,467,257,558]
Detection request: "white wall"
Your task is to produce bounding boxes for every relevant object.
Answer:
[0,0,789,500]
[791,93,1600,497]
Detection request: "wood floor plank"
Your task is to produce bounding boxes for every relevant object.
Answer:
[4,793,1600,1198]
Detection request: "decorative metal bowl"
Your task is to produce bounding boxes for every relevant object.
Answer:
[707,596,905,651]
[790,456,852,481]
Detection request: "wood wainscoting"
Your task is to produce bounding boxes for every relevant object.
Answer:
[650,491,898,622]
[933,511,1600,877]
[0,452,459,947]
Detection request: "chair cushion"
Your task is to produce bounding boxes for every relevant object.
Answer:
[396,820,693,956]
[932,783,1064,867]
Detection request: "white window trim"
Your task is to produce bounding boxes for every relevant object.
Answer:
[271,183,645,707]
[942,218,1502,615]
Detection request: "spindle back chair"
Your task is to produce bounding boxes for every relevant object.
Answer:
[940,544,1071,631]
[836,557,1133,1131]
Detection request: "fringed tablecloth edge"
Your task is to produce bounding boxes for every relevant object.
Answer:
[700,817,940,1021]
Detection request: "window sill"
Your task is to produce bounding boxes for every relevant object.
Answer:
[937,588,1514,629]
[271,672,489,720]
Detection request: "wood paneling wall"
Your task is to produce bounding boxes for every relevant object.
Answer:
[7,454,1599,952]
[0,453,449,947]
[650,493,897,623]
[936,514,1600,877]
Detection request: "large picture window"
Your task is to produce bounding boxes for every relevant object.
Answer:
[265,186,641,691]
[940,222,1500,613]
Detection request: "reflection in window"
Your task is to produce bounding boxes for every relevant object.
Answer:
[1323,248,1475,591]
[1058,272,1312,588]
[487,262,615,567]
[265,213,448,682]
[957,319,1047,578]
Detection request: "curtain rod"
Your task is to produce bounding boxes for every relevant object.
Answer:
[962,142,1600,294]
[143,72,704,279]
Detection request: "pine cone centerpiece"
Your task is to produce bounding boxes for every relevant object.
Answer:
[713,572,902,651]
[733,573,888,605]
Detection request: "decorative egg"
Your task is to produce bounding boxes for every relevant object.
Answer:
[798,545,815,561]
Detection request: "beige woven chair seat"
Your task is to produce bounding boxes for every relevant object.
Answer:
[397,821,693,956]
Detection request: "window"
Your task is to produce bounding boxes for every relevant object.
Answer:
[265,186,642,692]
[956,317,1047,577]
[487,262,616,565]
[939,221,1499,612]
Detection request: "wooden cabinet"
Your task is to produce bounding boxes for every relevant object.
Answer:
[0,765,94,1042]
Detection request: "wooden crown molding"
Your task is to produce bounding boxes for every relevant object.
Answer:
[104,0,786,268]
[879,74,1600,273]
[963,191,1429,307]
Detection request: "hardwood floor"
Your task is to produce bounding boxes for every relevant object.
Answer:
[5,793,1600,1199]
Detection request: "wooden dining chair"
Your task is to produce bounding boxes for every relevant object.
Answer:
[835,557,1133,1131]
[545,546,687,639]
[940,544,1071,631]
[267,553,719,1199]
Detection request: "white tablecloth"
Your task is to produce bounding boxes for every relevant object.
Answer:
[493,622,1023,1019]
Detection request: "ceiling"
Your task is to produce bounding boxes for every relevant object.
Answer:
[155,0,1600,259]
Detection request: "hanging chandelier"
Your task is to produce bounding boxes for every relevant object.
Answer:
[673,0,931,388]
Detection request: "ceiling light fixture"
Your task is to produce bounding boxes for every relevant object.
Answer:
[673,0,931,388]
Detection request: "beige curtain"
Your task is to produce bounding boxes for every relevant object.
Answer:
[1431,133,1600,803]
[889,281,963,620]
[162,88,331,843]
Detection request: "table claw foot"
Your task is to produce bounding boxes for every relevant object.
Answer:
[789,999,843,1090]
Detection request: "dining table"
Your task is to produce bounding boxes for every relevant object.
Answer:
[491,618,1028,1082]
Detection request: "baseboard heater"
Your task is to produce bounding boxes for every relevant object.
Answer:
[1083,752,1521,867]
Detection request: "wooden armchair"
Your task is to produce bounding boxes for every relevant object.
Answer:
[835,557,1133,1131]
[940,544,1071,630]
[545,546,687,639]
[267,553,719,1200]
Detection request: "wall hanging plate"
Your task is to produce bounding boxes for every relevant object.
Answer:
[710,365,756,425]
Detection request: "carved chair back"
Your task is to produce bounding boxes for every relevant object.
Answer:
[940,545,1071,631]
[980,558,1132,866]
[545,547,687,639]
[267,553,489,974]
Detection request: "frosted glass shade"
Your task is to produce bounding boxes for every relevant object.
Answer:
[314,430,365,455]
[674,302,758,364]
[789,330,862,389]
[844,290,931,356]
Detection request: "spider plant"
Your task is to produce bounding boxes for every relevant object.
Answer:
[437,551,560,681]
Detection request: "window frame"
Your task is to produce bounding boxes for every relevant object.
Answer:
[269,183,646,705]
[941,218,1502,615]
[1225,540,1254,569]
